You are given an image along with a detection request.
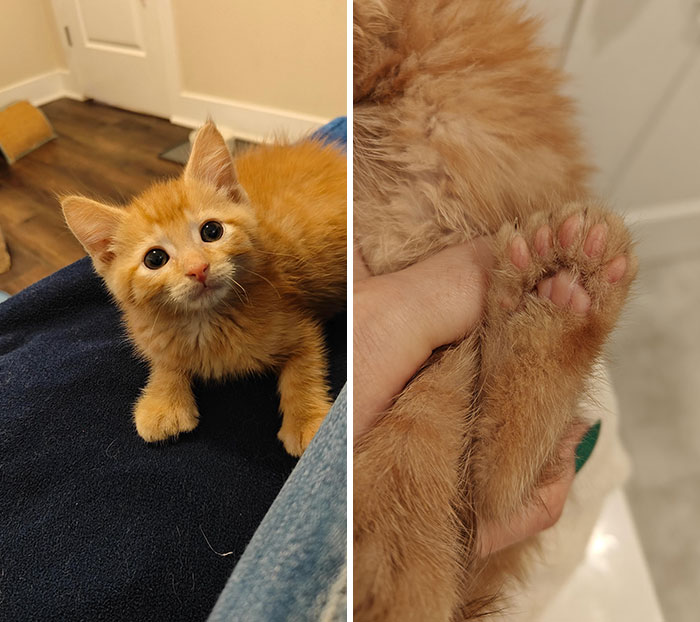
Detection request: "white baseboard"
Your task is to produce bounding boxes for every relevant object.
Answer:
[0,71,337,144]
[0,69,82,108]
[171,91,332,143]
[627,199,700,263]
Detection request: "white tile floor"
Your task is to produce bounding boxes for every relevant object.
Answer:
[539,490,664,622]
[608,248,700,622]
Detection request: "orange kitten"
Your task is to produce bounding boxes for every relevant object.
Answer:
[353,0,636,620]
[62,123,346,456]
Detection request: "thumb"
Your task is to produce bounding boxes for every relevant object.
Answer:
[354,239,492,439]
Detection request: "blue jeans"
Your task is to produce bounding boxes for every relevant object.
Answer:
[208,386,347,622]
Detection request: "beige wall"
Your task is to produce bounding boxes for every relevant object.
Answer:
[171,0,346,119]
[0,0,65,89]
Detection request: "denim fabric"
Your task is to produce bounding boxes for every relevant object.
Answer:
[312,117,347,153]
[208,386,347,622]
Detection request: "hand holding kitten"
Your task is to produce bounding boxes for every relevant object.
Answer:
[353,240,491,440]
[354,241,580,554]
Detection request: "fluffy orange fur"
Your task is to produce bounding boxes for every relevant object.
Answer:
[0,223,10,274]
[62,123,346,456]
[353,0,636,620]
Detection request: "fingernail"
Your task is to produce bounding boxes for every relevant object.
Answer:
[575,420,601,473]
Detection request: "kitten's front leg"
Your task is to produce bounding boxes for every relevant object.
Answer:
[134,366,199,442]
[277,320,332,457]
[473,202,636,523]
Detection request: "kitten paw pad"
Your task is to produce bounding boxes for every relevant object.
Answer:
[536,271,590,314]
[509,234,531,270]
[557,213,584,249]
[496,202,636,319]
[605,255,628,283]
[534,225,553,257]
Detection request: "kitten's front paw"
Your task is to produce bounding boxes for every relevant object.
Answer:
[277,414,324,457]
[134,393,199,443]
[492,202,637,327]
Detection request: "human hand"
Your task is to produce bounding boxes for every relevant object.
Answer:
[353,240,492,441]
[353,241,590,552]
[477,422,593,556]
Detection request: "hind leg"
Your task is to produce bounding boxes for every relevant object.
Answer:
[354,334,480,622]
[472,201,636,523]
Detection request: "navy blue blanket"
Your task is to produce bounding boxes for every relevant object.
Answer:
[0,119,346,622]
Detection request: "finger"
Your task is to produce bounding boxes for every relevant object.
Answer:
[387,239,493,353]
[354,239,492,440]
[477,423,587,556]
[478,466,574,556]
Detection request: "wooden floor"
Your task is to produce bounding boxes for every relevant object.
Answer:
[0,98,190,295]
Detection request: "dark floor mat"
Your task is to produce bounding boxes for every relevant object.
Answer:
[160,137,256,164]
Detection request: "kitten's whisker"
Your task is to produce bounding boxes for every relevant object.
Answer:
[229,276,250,304]
[221,274,249,305]
[148,301,164,341]
[238,266,281,299]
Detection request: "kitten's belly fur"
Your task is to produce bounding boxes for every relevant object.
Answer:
[353,104,588,274]
[353,0,589,273]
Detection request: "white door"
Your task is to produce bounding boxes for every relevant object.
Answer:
[51,0,172,118]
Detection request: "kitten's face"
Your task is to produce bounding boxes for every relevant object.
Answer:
[62,122,257,315]
[109,178,256,313]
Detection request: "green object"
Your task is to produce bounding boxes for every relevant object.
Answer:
[575,420,601,473]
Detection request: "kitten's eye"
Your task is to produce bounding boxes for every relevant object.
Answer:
[200,220,223,242]
[144,248,169,270]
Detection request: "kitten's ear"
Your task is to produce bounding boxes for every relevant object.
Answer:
[184,122,247,202]
[61,196,123,271]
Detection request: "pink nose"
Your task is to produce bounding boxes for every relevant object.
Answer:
[186,263,209,284]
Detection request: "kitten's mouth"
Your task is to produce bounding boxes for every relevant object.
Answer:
[195,283,214,294]
[190,281,221,300]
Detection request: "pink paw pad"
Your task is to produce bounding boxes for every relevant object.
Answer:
[534,226,553,257]
[537,271,591,314]
[510,234,531,270]
[559,214,583,249]
[583,223,608,258]
[605,255,627,283]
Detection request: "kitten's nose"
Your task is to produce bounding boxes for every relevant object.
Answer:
[186,263,209,284]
